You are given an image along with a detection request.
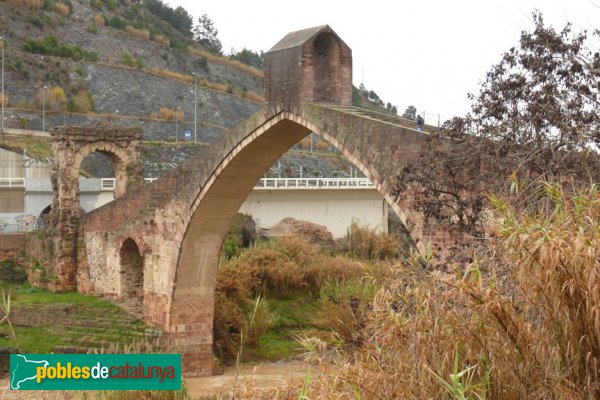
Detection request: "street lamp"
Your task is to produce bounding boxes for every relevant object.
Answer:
[192,72,197,143]
[42,85,47,132]
[175,106,180,143]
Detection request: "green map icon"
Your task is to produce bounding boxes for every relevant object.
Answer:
[10,354,49,390]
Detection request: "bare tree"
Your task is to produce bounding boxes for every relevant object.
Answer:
[394,12,600,236]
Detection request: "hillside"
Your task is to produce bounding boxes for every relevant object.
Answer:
[0,0,383,179]
[0,0,263,127]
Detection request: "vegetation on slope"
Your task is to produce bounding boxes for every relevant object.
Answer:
[214,221,401,364]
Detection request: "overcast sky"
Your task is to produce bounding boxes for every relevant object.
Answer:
[166,0,599,124]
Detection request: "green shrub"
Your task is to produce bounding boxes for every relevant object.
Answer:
[0,261,27,285]
[22,36,98,62]
[120,52,133,67]
[42,0,54,11]
[194,56,208,72]
[26,15,43,27]
[108,16,126,30]
[102,0,116,10]
[221,213,256,260]
[62,0,72,13]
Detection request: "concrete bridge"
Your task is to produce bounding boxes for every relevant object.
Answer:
[46,25,435,375]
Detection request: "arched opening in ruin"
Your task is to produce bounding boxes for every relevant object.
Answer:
[312,32,342,103]
[119,238,144,314]
[71,142,133,214]
[79,152,117,212]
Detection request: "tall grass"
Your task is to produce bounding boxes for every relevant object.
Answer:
[125,26,151,40]
[158,107,183,121]
[147,68,264,102]
[6,0,43,10]
[213,235,387,361]
[152,34,170,47]
[54,2,69,16]
[339,220,400,260]
[235,183,599,399]
[0,94,9,107]
[93,14,106,26]
[149,67,192,83]
[243,90,264,102]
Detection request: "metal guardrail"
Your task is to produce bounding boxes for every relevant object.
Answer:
[10,177,374,192]
[255,178,374,189]
[101,178,157,191]
[100,177,374,191]
[0,178,25,188]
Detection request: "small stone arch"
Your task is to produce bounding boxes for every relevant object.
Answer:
[119,238,144,314]
[50,125,142,291]
[71,141,134,198]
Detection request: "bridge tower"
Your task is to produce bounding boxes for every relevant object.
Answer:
[49,125,143,291]
[264,25,352,108]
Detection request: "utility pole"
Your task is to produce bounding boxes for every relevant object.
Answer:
[1,36,4,143]
[175,106,180,143]
[42,85,47,132]
[192,73,197,143]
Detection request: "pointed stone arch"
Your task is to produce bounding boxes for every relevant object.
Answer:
[166,107,423,374]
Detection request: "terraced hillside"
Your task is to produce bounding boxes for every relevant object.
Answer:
[0,0,405,179]
[0,0,263,138]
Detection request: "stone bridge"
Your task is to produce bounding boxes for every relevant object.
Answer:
[47,25,437,375]
[77,104,431,375]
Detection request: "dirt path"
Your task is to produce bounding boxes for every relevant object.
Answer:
[186,361,309,397]
[0,361,310,399]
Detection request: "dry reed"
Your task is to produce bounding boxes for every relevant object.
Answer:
[235,183,600,399]
[158,107,183,121]
[6,0,42,10]
[125,26,150,40]
[151,34,169,47]
[93,14,106,26]
[54,2,69,16]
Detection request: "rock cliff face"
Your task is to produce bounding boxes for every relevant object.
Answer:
[0,0,263,134]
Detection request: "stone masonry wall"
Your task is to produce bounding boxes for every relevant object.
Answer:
[79,104,436,375]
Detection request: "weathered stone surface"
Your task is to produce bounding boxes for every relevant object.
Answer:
[47,28,443,377]
[265,25,352,107]
[79,104,433,376]
[50,125,143,291]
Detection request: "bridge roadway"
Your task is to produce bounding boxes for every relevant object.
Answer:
[70,103,433,375]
